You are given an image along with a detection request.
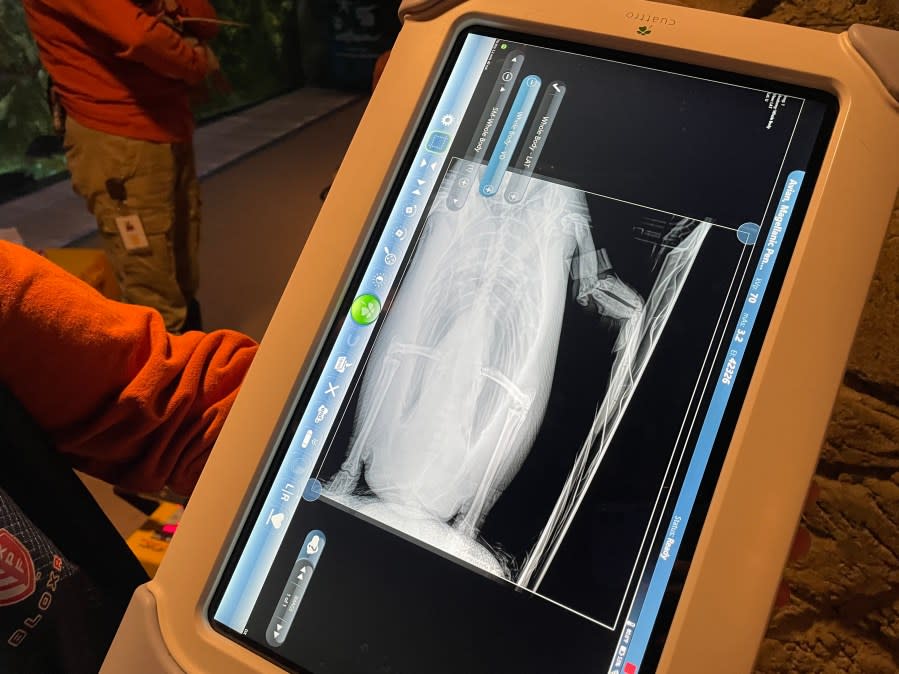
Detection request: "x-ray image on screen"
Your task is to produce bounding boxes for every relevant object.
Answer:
[318,162,712,587]
[215,28,836,673]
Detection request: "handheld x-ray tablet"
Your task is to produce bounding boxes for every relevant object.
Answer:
[103,1,899,672]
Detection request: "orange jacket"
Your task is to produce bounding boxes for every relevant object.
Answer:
[0,242,257,496]
[23,0,219,143]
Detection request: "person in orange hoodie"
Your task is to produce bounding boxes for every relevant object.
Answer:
[0,241,257,672]
[22,0,222,334]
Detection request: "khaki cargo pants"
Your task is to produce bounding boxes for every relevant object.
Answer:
[64,117,200,332]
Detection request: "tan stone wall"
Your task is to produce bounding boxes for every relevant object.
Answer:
[755,204,899,674]
[661,1,899,671]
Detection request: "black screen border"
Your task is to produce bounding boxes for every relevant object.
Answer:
[208,24,838,674]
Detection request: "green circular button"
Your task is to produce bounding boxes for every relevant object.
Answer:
[350,294,381,325]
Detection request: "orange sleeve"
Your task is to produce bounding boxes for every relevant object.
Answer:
[0,242,258,496]
[44,0,211,84]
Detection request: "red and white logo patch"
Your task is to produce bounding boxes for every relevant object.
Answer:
[0,529,36,607]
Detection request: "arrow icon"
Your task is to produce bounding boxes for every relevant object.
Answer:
[417,179,426,186]
[419,158,427,168]
[412,189,422,196]
[512,57,519,63]
[430,162,438,171]
[500,87,505,92]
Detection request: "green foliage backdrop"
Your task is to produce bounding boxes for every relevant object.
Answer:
[0,2,65,190]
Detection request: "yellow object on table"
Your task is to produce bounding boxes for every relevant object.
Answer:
[126,501,184,578]
[43,247,120,300]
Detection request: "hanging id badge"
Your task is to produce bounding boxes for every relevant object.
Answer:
[114,214,150,252]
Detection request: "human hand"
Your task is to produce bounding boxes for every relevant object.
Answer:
[195,44,220,73]
[774,481,819,608]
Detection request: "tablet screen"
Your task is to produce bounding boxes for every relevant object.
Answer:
[211,27,836,673]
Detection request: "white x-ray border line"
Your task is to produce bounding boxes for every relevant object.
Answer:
[605,241,751,631]
[532,100,807,628]
[310,166,732,487]
[518,38,809,100]
[444,155,742,233]
[314,226,750,634]
[610,100,807,637]
[579,190,740,232]
[307,94,805,630]
[309,202,748,633]
[527,229,750,623]
[319,492,620,629]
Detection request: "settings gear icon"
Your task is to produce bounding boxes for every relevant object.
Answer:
[440,113,455,127]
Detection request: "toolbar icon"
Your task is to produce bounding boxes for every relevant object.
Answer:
[334,356,353,373]
[314,405,329,423]
[280,482,296,503]
[426,131,450,153]
[384,247,397,266]
[302,478,323,502]
[403,204,418,217]
[301,429,313,448]
[350,293,381,325]
[325,382,340,398]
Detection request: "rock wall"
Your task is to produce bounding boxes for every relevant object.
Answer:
[756,208,899,674]
[662,0,899,671]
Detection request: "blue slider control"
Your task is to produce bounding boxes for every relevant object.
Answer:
[265,529,326,647]
[466,50,524,162]
[480,75,542,197]
[448,50,525,212]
